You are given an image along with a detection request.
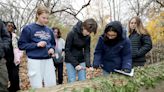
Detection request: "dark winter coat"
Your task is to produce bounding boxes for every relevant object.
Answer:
[0,19,11,59]
[129,31,152,65]
[4,32,14,63]
[65,21,91,67]
[93,21,132,73]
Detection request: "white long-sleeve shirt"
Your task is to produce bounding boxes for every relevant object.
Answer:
[55,38,65,53]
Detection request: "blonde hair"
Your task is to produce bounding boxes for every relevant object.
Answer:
[128,16,149,35]
[35,5,50,21]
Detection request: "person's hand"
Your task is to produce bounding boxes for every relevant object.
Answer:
[55,53,59,59]
[89,67,94,71]
[61,52,65,57]
[75,65,83,71]
[37,41,47,47]
[48,48,55,56]
[14,61,20,66]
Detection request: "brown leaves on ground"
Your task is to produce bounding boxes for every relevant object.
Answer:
[19,55,102,90]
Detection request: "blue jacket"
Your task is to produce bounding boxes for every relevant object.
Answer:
[18,23,55,59]
[93,21,132,73]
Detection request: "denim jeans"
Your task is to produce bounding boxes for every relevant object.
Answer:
[66,62,86,83]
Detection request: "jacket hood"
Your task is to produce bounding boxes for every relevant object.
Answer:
[72,21,83,35]
[104,21,123,40]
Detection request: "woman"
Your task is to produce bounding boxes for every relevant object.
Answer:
[93,21,132,75]
[5,21,23,92]
[65,18,98,83]
[18,5,56,88]
[128,16,152,67]
[52,27,65,84]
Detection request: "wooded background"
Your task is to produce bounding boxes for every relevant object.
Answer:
[0,0,163,90]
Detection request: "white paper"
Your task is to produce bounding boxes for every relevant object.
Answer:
[114,69,134,77]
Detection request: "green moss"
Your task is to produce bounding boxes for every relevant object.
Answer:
[72,61,164,92]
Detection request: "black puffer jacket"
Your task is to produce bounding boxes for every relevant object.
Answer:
[0,19,10,59]
[65,21,91,67]
[129,31,152,63]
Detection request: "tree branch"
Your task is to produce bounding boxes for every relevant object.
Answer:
[41,0,47,7]
[75,0,91,16]
[51,0,92,21]
[126,0,138,16]
[50,0,60,13]
[155,0,164,7]
[51,8,80,20]
[140,0,154,15]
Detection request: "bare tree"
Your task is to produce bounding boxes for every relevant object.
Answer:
[112,0,116,20]
[156,0,164,7]
[50,0,91,20]
[106,0,127,22]
[0,0,92,33]
[126,0,163,16]
[0,0,41,34]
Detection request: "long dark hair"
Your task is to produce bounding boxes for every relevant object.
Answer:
[52,27,61,38]
[103,26,121,46]
[6,21,17,30]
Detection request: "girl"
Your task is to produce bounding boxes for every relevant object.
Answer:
[52,27,65,84]
[128,16,152,67]
[93,21,132,75]
[18,5,56,88]
[5,21,23,92]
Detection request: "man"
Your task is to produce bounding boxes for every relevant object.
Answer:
[0,19,10,92]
